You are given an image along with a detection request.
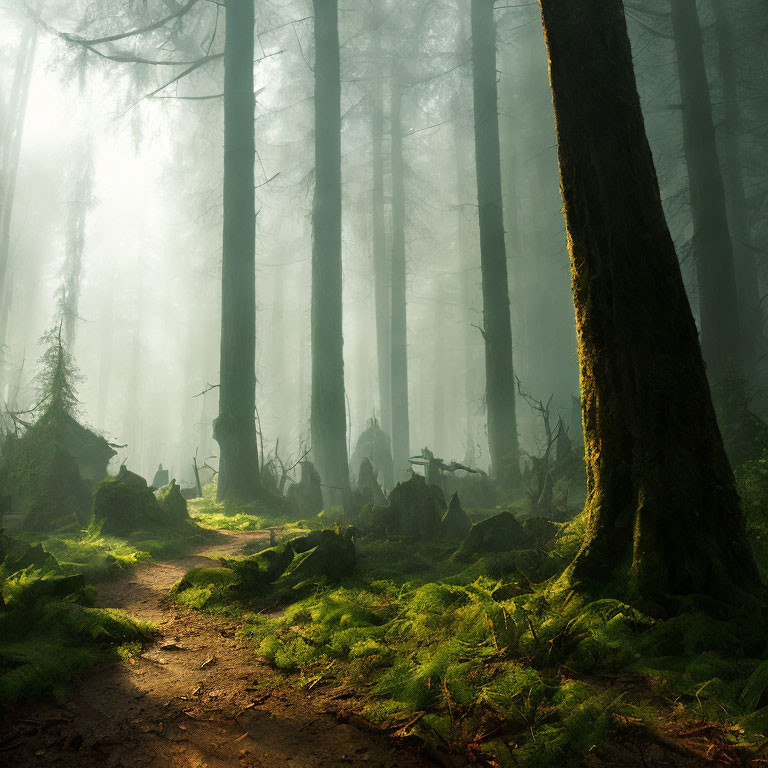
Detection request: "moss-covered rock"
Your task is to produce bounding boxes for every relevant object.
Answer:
[92,468,164,537]
[172,529,357,611]
[457,510,527,558]
[387,473,445,539]
[155,480,190,523]
[358,504,398,536]
[221,541,296,592]
[2,541,57,574]
[522,517,559,548]
[11,573,86,604]
[2,437,94,533]
[441,492,472,540]
[283,530,356,582]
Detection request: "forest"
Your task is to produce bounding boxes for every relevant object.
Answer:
[1,0,768,765]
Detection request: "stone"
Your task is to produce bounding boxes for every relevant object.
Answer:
[93,469,164,537]
[283,530,356,582]
[155,480,190,523]
[457,510,528,557]
[440,492,472,540]
[387,473,445,539]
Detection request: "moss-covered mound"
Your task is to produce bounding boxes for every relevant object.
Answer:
[0,531,153,704]
[284,530,356,582]
[0,430,94,534]
[93,468,161,537]
[440,492,472,540]
[0,329,115,534]
[93,468,195,538]
[172,529,356,611]
[155,480,191,524]
[457,510,528,557]
[361,473,445,540]
[522,516,559,548]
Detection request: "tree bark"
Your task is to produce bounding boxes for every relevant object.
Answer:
[214,0,261,503]
[711,0,764,385]
[471,0,519,482]
[58,141,93,351]
[390,69,410,480]
[538,0,761,613]
[671,0,743,387]
[371,16,393,447]
[0,3,40,350]
[311,0,349,504]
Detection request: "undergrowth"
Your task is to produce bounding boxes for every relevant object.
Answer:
[0,534,155,705]
[33,532,151,580]
[177,509,766,767]
[240,574,768,765]
[188,481,295,532]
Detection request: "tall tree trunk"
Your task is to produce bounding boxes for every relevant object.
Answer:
[538,0,760,613]
[0,4,40,349]
[432,275,447,454]
[390,69,410,479]
[455,133,478,466]
[311,0,349,503]
[471,0,519,483]
[58,141,93,350]
[370,15,392,446]
[671,0,743,388]
[214,0,261,503]
[124,248,145,475]
[95,276,114,430]
[711,0,764,384]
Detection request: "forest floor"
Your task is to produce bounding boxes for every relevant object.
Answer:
[0,530,437,768]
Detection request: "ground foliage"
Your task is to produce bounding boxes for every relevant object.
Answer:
[172,490,768,766]
[0,531,154,705]
[188,480,297,531]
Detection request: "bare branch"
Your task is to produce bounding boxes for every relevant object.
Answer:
[193,382,220,398]
[58,0,202,46]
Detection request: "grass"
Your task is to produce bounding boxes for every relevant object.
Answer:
[188,481,298,532]
[169,499,768,766]
[239,571,768,765]
[31,532,151,580]
[0,534,155,705]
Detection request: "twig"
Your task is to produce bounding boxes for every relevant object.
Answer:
[194,382,220,398]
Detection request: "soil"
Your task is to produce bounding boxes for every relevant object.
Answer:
[0,531,440,768]
[1,530,761,768]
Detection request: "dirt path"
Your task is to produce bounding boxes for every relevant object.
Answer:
[1,531,442,768]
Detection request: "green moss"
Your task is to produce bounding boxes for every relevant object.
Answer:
[165,502,768,765]
[0,600,154,704]
[0,530,154,705]
[169,567,240,612]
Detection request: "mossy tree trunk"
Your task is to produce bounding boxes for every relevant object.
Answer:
[214,0,262,503]
[390,68,411,480]
[471,0,519,483]
[538,0,761,613]
[311,0,349,504]
[671,0,743,388]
